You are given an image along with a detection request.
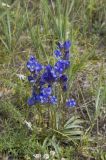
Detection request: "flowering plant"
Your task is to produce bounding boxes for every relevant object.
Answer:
[27,40,76,108]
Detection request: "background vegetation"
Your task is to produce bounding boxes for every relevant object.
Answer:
[0,0,106,159]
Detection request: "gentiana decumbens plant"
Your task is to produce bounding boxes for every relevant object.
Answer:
[26,40,82,138]
[27,40,75,106]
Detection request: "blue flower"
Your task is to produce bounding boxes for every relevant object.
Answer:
[35,62,44,73]
[55,60,70,74]
[27,96,36,106]
[64,40,71,51]
[29,55,36,61]
[66,99,76,107]
[46,64,52,70]
[27,55,43,73]
[49,96,57,105]
[27,88,39,106]
[57,42,63,49]
[60,74,68,83]
[41,87,52,96]
[59,75,68,91]
[54,50,62,58]
[39,78,46,86]
[41,65,57,84]
[38,94,48,104]
[27,62,36,72]
[62,83,68,91]
[28,74,37,83]
[28,76,34,82]
[27,56,37,72]
[64,50,70,60]
[64,60,70,69]
[57,40,71,50]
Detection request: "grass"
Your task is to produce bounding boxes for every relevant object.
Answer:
[0,0,106,159]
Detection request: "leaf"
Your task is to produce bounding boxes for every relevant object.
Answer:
[63,130,83,136]
[64,116,83,128]
[64,116,78,127]
[61,116,83,137]
[64,124,83,130]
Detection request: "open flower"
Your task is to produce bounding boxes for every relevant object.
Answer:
[27,55,43,73]
[54,60,70,74]
[57,40,71,51]
[54,49,62,58]
[38,94,49,104]
[41,87,52,96]
[66,99,76,107]
[49,96,57,105]
[41,65,57,84]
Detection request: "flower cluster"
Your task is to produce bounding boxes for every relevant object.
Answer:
[27,40,76,107]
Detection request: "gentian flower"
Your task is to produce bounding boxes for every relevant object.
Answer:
[57,42,63,49]
[27,88,39,106]
[64,40,71,51]
[59,74,68,91]
[62,83,68,91]
[66,99,76,107]
[54,49,62,58]
[27,56,37,72]
[49,96,57,105]
[39,78,46,86]
[28,74,37,83]
[64,50,70,60]
[41,65,57,84]
[35,62,44,73]
[55,60,70,74]
[60,74,68,83]
[27,55,43,73]
[41,87,52,96]
[27,96,36,106]
[38,94,49,104]
[57,40,71,51]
